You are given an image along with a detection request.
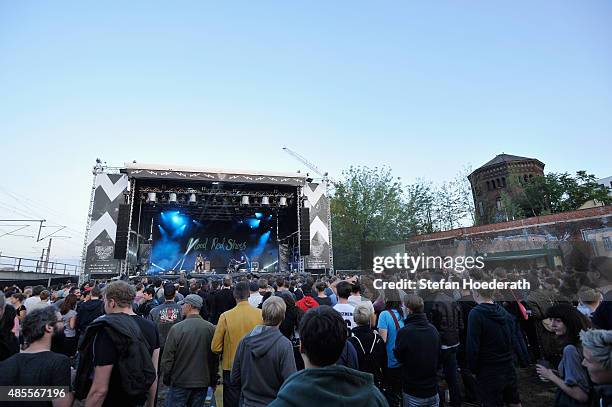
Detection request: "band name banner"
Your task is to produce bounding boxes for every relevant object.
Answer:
[303,182,331,270]
[83,173,128,279]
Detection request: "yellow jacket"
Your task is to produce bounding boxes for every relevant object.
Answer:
[211,300,263,370]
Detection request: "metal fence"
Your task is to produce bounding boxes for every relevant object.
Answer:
[0,255,80,276]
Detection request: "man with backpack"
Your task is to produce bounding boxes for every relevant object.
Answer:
[77,281,160,407]
[348,304,387,393]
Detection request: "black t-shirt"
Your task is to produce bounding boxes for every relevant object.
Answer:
[0,351,71,407]
[93,314,160,407]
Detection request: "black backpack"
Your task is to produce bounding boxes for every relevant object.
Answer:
[75,313,156,400]
[349,331,385,388]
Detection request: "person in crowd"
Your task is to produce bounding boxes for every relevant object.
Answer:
[424,276,463,407]
[194,279,211,321]
[248,281,264,308]
[75,285,105,342]
[590,257,612,329]
[378,292,405,407]
[394,294,441,407]
[333,281,356,331]
[348,282,376,327]
[0,291,19,361]
[326,278,339,306]
[79,281,160,407]
[269,305,387,407]
[348,303,387,392]
[258,278,268,297]
[210,276,237,325]
[536,304,592,406]
[207,279,220,324]
[173,283,185,303]
[580,329,612,406]
[456,287,479,404]
[275,277,293,297]
[149,282,183,352]
[0,306,73,407]
[279,290,305,370]
[134,283,145,306]
[314,281,332,306]
[177,279,189,298]
[58,293,78,357]
[161,294,217,407]
[153,278,165,302]
[467,282,522,407]
[10,293,27,322]
[577,287,601,317]
[211,281,263,407]
[296,283,319,312]
[137,286,158,318]
[24,285,45,313]
[232,296,297,406]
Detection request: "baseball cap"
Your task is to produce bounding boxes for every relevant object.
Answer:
[179,294,203,309]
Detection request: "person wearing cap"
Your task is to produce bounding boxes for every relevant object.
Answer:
[161,294,218,407]
[148,283,183,351]
[248,281,263,308]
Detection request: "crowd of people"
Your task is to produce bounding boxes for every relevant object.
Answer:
[0,256,611,407]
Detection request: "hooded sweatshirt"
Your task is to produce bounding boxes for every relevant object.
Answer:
[296,295,319,312]
[269,364,388,407]
[231,325,296,407]
[466,302,514,374]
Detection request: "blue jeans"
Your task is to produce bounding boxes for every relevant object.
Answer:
[165,386,208,407]
[403,392,439,407]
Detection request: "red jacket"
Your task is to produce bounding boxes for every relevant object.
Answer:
[296,296,319,312]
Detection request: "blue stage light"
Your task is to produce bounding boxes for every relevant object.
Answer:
[255,212,263,219]
[247,218,261,229]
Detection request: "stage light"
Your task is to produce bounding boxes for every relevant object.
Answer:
[247,218,261,229]
[241,196,250,205]
[255,212,263,219]
[261,196,270,206]
[169,193,177,203]
[147,192,157,203]
[189,193,197,204]
[279,197,287,207]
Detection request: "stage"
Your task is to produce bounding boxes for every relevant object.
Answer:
[82,162,333,281]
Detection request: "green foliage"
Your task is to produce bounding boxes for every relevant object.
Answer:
[330,166,434,269]
[517,171,611,216]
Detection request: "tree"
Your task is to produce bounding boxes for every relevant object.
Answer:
[454,165,476,226]
[435,181,463,230]
[330,166,432,270]
[519,171,611,216]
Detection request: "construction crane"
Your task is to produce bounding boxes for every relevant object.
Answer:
[282,147,336,185]
[282,146,335,274]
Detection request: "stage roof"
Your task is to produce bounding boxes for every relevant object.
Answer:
[124,162,306,186]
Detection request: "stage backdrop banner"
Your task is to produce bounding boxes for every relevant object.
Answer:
[149,211,278,274]
[303,182,331,270]
[83,173,128,279]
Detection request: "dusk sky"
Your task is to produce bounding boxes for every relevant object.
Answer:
[1,1,610,262]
